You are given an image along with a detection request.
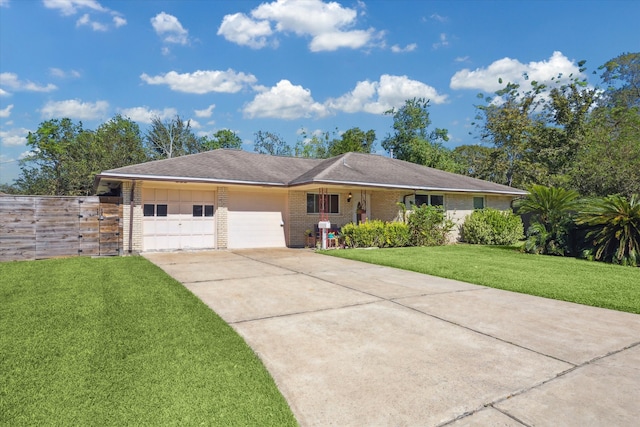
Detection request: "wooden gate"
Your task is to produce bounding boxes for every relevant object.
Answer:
[0,196,123,261]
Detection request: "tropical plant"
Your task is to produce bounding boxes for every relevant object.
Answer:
[461,208,524,245]
[575,194,640,266]
[514,185,580,255]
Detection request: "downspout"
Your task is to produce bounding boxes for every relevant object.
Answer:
[128,180,136,254]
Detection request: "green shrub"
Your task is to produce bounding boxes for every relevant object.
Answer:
[461,208,524,245]
[383,221,410,247]
[341,220,410,248]
[406,204,454,246]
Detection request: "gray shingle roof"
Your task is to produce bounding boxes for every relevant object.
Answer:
[98,149,526,195]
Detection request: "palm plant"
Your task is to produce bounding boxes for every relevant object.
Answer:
[576,194,640,266]
[514,185,580,255]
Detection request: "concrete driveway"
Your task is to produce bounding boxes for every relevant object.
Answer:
[143,248,640,427]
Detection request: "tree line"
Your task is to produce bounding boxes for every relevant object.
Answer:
[2,52,637,198]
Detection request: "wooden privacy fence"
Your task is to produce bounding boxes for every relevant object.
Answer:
[0,196,123,262]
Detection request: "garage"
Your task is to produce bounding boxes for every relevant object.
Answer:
[227,190,287,249]
[142,188,216,251]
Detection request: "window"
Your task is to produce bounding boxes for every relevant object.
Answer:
[193,205,215,217]
[143,204,155,217]
[413,194,444,208]
[144,204,168,217]
[473,196,485,210]
[156,204,168,216]
[307,193,339,214]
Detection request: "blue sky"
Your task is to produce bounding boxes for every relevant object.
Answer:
[1,0,638,184]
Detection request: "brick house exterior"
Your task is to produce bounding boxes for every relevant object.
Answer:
[96,149,526,252]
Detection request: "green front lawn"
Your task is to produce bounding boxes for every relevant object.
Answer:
[322,245,640,314]
[0,257,297,426]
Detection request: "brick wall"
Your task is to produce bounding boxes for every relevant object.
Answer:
[288,190,355,247]
[122,180,143,253]
[216,187,228,249]
[371,190,405,222]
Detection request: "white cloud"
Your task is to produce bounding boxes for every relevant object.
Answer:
[0,127,29,147]
[119,106,177,124]
[113,15,126,27]
[140,69,257,94]
[76,13,108,31]
[432,33,449,49]
[217,13,273,49]
[43,0,125,31]
[0,72,57,93]
[0,0,10,8]
[454,56,470,63]
[327,74,448,114]
[450,51,584,93]
[429,13,448,23]
[41,99,109,120]
[194,104,215,118]
[0,88,9,97]
[0,104,13,118]
[219,0,383,52]
[151,12,189,45]
[49,67,81,78]
[243,79,328,119]
[391,43,417,53]
[43,0,107,16]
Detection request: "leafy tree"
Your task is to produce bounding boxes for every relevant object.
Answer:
[514,185,580,256]
[328,127,376,156]
[145,115,201,159]
[201,129,243,151]
[599,52,640,108]
[294,129,330,158]
[453,144,507,182]
[15,116,148,196]
[576,194,640,266]
[94,115,148,170]
[382,98,458,171]
[253,131,292,156]
[569,106,640,197]
[15,118,92,195]
[474,82,546,188]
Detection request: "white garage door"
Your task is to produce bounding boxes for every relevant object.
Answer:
[227,191,286,249]
[142,188,216,251]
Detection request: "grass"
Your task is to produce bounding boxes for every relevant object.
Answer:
[321,245,640,314]
[0,256,297,426]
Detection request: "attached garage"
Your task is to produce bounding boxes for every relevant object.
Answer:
[142,188,216,251]
[227,190,287,249]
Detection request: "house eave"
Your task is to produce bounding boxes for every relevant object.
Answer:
[291,179,528,196]
[96,172,288,187]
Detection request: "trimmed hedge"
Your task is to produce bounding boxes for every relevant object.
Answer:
[341,220,410,248]
[461,208,524,245]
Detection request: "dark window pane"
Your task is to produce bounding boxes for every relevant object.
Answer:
[329,194,339,213]
[415,195,429,206]
[143,204,155,216]
[307,194,317,213]
[156,204,168,217]
[193,205,203,216]
[473,197,484,210]
[431,195,444,207]
[204,205,214,216]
